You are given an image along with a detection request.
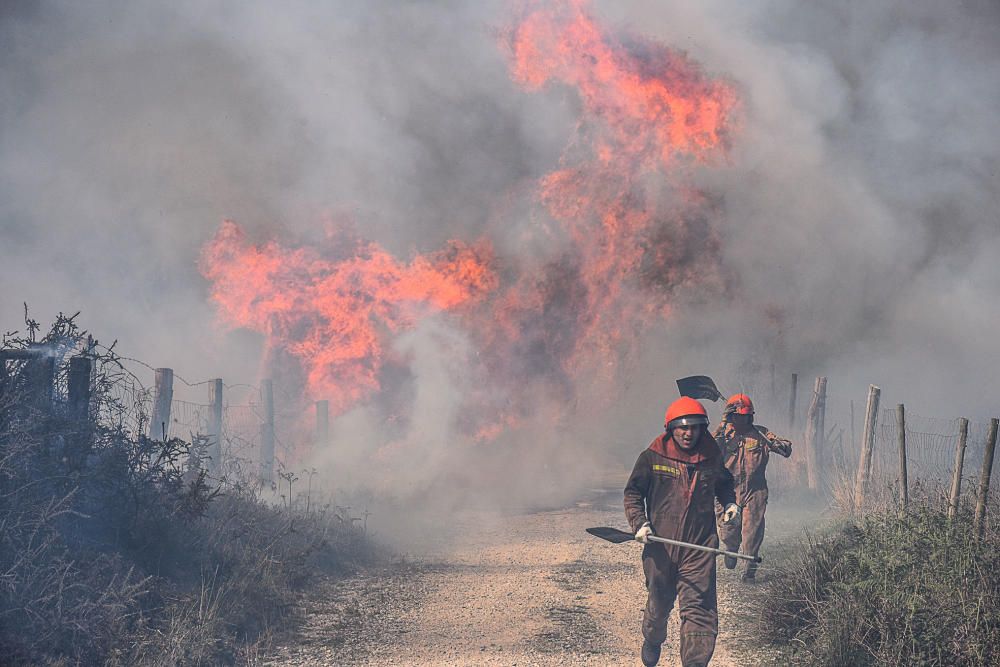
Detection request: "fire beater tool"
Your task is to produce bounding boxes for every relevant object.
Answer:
[677,373,792,514]
[676,374,785,448]
[585,527,762,563]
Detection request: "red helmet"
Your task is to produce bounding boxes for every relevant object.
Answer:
[726,393,754,415]
[664,397,709,430]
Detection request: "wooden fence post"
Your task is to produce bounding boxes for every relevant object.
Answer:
[149,368,173,441]
[66,355,94,467]
[973,418,999,538]
[260,379,275,483]
[896,404,908,510]
[26,346,55,412]
[316,400,329,446]
[68,356,93,420]
[804,376,827,492]
[788,373,798,430]
[853,384,881,513]
[948,418,969,521]
[86,336,97,393]
[208,379,223,473]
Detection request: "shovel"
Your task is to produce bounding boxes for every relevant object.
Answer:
[586,527,762,563]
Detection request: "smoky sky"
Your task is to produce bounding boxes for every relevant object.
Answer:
[0,0,563,391]
[2,0,999,476]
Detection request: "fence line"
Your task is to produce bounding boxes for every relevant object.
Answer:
[764,388,997,515]
[70,353,304,479]
[13,340,995,503]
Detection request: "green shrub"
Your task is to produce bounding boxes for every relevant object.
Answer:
[760,498,1000,666]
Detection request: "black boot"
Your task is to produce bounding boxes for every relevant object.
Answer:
[641,639,662,666]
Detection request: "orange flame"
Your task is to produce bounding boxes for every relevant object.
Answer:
[200,221,496,413]
[507,0,735,167]
[464,0,735,427]
[200,0,737,444]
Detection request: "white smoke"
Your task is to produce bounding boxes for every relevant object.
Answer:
[2,1,999,514]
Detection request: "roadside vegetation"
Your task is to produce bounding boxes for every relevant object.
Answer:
[756,483,1000,666]
[0,314,376,665]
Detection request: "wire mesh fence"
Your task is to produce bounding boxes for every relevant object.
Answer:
[83,357,284,476]
[759,393,999,516]
[836,408,995,489]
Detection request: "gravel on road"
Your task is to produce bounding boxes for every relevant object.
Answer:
[265,484,808,666]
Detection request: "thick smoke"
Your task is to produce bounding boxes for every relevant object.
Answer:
[3,1,999,526]
[0,0,550,394]
[598,0,1000,436]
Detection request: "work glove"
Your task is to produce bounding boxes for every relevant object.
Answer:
[635,521,654,544]
[722,503,741,524]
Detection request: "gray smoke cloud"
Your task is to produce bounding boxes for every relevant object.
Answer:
[2,1,999,523]
[0,0,558,390]
[600,0,1000,432]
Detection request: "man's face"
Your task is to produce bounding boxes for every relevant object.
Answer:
[671,424,702,450]
[730,413,753,430]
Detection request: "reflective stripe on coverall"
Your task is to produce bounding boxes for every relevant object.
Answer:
[713,423,791,578]
[625,431,736,666]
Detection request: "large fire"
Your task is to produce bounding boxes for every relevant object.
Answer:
[200,221,496,414]
[508,0,734,164]
[201,0,737,442]
[466,0,735,431]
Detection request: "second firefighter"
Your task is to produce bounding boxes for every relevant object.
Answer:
[713,393,792,581]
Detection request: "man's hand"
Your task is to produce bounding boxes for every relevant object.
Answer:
[769,436,793,458]
[722,503,741,524]
[635,522,654,544]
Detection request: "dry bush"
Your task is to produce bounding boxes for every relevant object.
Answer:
[0,313,377,665]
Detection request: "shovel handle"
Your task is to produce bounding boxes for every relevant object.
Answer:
[645,535,762,563]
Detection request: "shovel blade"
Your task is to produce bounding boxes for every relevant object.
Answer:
[676,375,725,402]
[585,526,635,543]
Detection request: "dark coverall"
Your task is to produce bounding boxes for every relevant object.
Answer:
[713,423,791,579]
[625,431,736,667]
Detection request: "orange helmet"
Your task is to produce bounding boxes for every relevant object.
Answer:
[726,393,754,415]
[664,397,709,430]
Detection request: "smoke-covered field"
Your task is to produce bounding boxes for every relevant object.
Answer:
[3,0,999,513]
[3,4,1000,665]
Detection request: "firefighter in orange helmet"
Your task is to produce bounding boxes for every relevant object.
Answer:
[625,397,739,667]
[713,393,792,581]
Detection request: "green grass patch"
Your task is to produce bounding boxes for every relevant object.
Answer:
[757,500,1000,666]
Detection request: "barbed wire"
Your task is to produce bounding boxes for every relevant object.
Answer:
[111,352,216,389]
[23,331,995,488]
[94,344,264,397]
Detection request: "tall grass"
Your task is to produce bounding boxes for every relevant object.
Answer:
[758,486,1000,666]
[0,314,377,665]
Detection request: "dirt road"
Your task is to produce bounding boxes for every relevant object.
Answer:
[265,484,805,666]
